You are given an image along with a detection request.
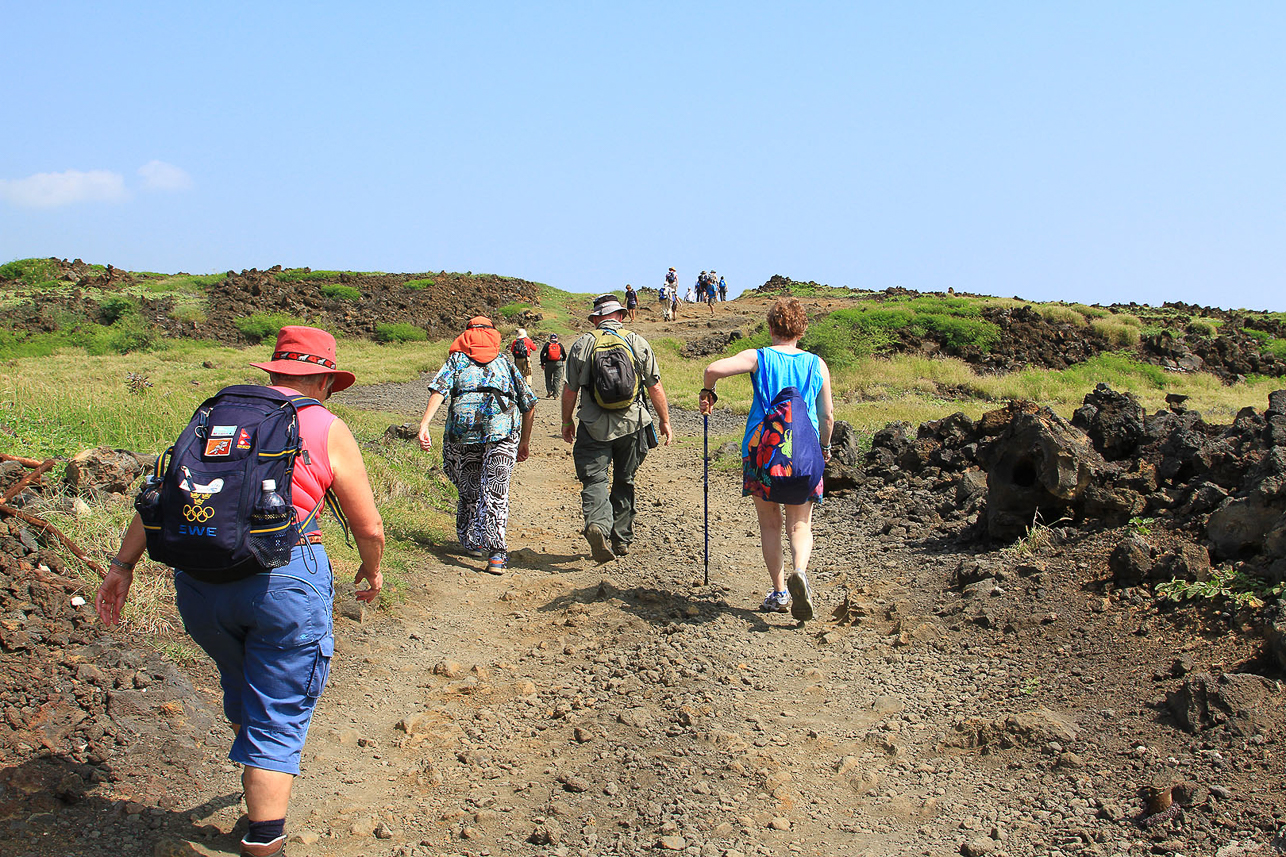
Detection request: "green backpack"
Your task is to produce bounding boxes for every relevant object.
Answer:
[588,328,642,410]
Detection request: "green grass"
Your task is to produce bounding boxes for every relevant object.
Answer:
[234,312,309,342]
[276,269,343,282]
[0,258,62,285]
[1090,318,1143,347]
[321,284,362,301]
[375,322,427,343]
[141,273,225,293]
[1186,318,1222,337]
[1038,305,1089,327]
[404,277,436,290]
[500,302,532,319]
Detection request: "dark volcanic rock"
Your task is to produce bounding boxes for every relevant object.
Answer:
[982,402,1103,540]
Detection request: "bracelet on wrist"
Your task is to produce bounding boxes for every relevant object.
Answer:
[109,557,136,573]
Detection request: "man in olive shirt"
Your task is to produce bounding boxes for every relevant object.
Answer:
[561,294,674,561]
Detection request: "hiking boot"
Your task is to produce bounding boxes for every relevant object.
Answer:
[462,546,485,558]
[759,590,789,613]
[485,552,507,575]
[240,837,286,857]
[611,539,630,557]
[584,524,616,563]
[787,571,814,622]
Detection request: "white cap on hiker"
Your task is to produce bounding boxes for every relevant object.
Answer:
[589,294,626,318]
[516,328,527,338]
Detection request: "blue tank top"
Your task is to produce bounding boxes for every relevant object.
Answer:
[742,347,823,457]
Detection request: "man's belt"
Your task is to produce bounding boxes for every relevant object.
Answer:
[299,532,324,545]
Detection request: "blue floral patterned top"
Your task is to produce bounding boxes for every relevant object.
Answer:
[428,352,537,445]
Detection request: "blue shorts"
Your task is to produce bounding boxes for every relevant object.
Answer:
[174,545,334,775]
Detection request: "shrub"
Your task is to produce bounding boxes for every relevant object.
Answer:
[98,295,136,324]
[174,303,207,324]
[404,278,436,290]
[276,269,342,283]
[375,323,427,343]
[0,258,60,286]
[321,284,361,301]
[1038,305,1088,327]
[1263,338,1286,359]
[1111,312,1142,327]
[234,313,306,342]
[1186,318,1220,337]
[1244,328,1271,345]
[500,302,531,319]
[1067,303,1109,320]
[1090,318,1142,347]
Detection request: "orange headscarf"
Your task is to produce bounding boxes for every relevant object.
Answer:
[449,317,501,364]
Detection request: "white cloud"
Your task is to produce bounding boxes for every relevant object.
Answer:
[0,169,128,208]
[138,160,193,192]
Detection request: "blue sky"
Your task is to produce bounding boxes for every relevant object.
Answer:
[3,2,1283,309]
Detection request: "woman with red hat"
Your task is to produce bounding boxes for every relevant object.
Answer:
[96,325,384,857]
[418,317,537,573]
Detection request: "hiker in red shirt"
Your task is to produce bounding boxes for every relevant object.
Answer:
[539,334,566,398]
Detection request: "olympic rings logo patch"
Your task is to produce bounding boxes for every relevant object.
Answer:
[183,504,215,522]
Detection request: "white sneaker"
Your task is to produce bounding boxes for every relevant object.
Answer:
[787,571,814,622]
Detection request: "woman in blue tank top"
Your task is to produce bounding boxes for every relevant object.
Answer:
[699,297,835,622]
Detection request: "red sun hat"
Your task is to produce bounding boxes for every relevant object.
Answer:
[249,325,356,392]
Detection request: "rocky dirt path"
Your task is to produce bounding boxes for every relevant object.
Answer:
[27,379,1274,857]
[154,389,1279,857]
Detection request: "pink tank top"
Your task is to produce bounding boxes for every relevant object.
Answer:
[270,386,338,533]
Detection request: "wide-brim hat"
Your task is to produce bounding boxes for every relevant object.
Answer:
[250,325,356,392]
[589,294,626,318]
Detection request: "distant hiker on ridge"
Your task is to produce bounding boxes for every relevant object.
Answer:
[562,294,673,561]
[625,283,638,322]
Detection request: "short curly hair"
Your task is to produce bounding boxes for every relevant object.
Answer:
[766,297,808,339]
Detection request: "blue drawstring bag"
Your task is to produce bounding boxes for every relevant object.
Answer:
[746,385,825,504]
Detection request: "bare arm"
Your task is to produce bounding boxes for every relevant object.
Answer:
[645,381,674,445]
[560,386,578,444]
[699,349,759,414]
[817,359,835,460]
[517,405,535,462]
[328,419,385,603]
[417,390,446,451]
[95,513,147,626]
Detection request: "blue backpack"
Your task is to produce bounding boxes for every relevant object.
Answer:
[135,385,341,583]
[746,384,825,505]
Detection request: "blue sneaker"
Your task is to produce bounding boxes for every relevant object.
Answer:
[759,590,790,613]
[485,552,507,575]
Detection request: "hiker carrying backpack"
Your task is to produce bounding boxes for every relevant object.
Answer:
[587,327,642,410]
[135,385,346,583]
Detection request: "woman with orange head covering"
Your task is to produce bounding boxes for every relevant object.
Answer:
[418,318,537,572]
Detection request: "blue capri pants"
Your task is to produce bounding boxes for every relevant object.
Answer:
[174,545,334,775]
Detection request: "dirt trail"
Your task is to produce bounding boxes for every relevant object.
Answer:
[22,356,1278,857]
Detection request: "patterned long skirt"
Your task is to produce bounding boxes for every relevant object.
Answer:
[442,434,519,555]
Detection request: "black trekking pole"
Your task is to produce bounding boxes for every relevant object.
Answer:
[703,413,709,586]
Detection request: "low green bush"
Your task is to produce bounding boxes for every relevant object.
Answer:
[375,323,427,343]
[277,269,342,283]
[1039,305,1089,327]
[404,278,436,290]
[99,295,136,324]
[1263,338,1286,359]
[1244,328,1271,345]
[1186,318,1220,337]
[321,284,361,301]
[1090,318,1142,347]
[0,258,60,286]
[500,302,531,319]
[234,313,307,342]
